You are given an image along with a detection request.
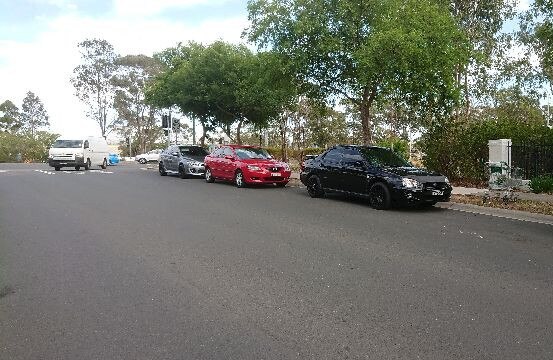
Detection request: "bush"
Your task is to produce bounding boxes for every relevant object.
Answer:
[0,131,59,162]
[419,118,553,183]
[264,147,325,162]
[529,175,553,194]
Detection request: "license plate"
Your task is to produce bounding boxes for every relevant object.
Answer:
[432,190,443,196]
[271,172,281,177]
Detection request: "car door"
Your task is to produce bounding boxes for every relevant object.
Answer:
[166,146,178,171]
[207,147,224,177]
[220,147,236,179]
[340,148,368,194]
[319,148,344,190]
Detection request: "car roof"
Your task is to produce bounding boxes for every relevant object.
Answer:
[332,145,390,150]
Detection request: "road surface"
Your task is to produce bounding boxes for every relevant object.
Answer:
[1,163,552,359]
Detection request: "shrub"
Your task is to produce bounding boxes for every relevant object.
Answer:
[529,175,553,194]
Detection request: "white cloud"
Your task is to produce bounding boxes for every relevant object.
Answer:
[0,9,248,139]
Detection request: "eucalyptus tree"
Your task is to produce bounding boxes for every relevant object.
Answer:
[247,0,470,145]
[20,91,49,138]
[0,100,21,133]
[522,0,553,94]
[112,54,163,154]
[447,0,517,115]
[71,39,118,137]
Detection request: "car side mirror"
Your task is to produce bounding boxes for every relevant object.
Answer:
[171,152,179,157]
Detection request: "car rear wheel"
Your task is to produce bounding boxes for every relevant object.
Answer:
[205,167,215,183]
[101,158,107,169]
[159,162,167,176]
[306,175,324,198]
[369,182,391,210]
[235,170,246,188]
[54,167,61,171]
[84,159,91,170]
[138,158,147,164]
[75,166,80,171]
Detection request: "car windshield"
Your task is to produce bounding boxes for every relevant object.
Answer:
[52,140,83,148]
[179,146,208,156]
[359,147,411,167]
[235,148,272,160]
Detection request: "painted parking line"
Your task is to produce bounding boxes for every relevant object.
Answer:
[34,170,56,175]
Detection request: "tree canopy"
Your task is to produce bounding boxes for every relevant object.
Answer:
[246,0,470,144]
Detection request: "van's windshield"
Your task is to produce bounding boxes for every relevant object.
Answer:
[52,140,83,148]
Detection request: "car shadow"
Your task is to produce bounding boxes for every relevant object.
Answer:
[302,191,448,213]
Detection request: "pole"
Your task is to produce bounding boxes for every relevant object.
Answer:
[192,118,196,145]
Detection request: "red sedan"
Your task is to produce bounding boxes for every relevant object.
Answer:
[204,145,291,187]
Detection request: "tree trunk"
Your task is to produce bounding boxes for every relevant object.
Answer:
[236,120,243,145]
[359,86,376,145]
[280,114,287,161]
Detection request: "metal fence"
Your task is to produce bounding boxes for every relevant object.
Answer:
[509,144,553,179]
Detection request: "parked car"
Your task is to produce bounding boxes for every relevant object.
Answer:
[300,145,451,209]
[48,137,109,171]
[108,153,120,165]
[204,145,291,187]
[158,145,209,178]
[135,149,162,164]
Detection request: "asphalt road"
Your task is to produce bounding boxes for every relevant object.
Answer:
[1,162,552,360]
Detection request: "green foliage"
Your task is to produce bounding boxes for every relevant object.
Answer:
[0,100,22,133]
[247,0,470,143]
[529,175,553,194]
[146,41,297,144]
[264,147,325,162]
[20,91,49,138]
[0,131,59,163]
[376,136,409,161]
[71,39,118,137]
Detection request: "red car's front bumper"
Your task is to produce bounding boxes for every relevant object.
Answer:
[242,168,291,184]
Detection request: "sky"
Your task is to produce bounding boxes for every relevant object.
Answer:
[0,0,250,139]
[0,0,534,140]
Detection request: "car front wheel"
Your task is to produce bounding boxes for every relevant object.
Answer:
[369,182,391,210]
[235,170,246,188]
[138,158,147,164]
[306,175,324,198]
[159,162,167,176]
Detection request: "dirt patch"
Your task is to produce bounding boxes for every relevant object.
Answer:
[451,194,553,216]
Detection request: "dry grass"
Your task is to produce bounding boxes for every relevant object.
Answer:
[451,194,553,216]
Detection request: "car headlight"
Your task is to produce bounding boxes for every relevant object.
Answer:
[247,165,261,171]
[189,161,202,167]
[402,177,421,189]
[283,163,290,171]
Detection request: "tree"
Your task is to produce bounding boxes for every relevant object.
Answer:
[247,0,469,144]
[71,39,118,138]
[147,41,297,145]
[112,54,163,154]
[0,100,21,133]
[447,0,516,114]
[20,91,49,138]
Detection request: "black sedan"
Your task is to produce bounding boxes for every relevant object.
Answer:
[159,145,209,178]
[300,145,451,209]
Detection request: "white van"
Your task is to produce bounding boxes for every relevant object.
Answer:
[48,137,109,171]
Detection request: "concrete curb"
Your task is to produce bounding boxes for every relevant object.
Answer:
[436,202,553,226]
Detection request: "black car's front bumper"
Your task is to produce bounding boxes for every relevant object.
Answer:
[391,186,452,205]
